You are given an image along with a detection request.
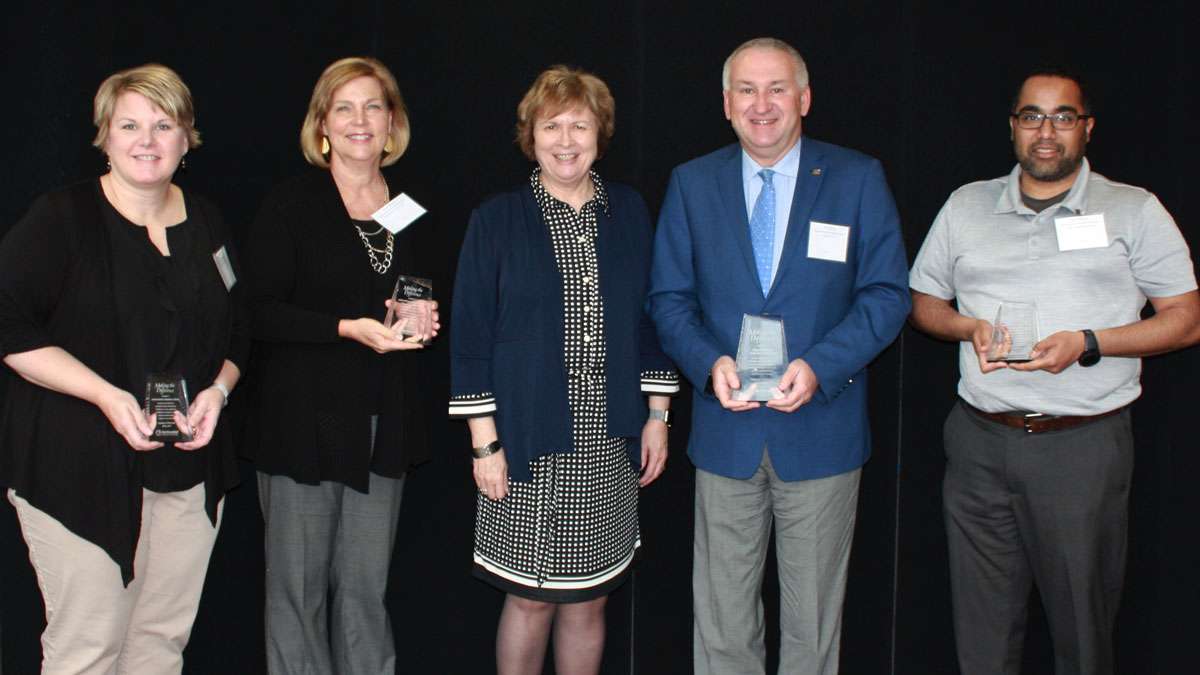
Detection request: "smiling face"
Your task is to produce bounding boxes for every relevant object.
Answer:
[723,46,811,166]
[321,75,393,169]
[1011,75,1094,195]
[103,90,188,189]
[532,105,599,196]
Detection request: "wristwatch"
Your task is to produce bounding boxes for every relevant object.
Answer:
[1078,329,1101,367]
[471,440,502,459]
[648,409,672,427]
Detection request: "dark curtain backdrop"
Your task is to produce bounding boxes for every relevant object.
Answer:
[2,1,1196,673]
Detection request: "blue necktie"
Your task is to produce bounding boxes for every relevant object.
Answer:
[749,169,776,296]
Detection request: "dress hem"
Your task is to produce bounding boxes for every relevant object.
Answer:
[471,544,640,603]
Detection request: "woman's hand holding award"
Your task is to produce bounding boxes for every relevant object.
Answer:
[384,275,435,343]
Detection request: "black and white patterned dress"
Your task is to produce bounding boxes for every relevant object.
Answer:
[461,170,677,602]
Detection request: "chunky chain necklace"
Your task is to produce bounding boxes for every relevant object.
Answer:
[353,221,394,274]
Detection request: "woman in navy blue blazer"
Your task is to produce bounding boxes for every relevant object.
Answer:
[449,66,678,674]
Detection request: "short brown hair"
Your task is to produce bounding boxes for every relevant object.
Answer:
[93,63,201,150]
[515,65,615,161]
[300,57,410,168]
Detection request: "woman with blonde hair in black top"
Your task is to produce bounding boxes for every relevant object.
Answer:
[244,56,438,674]
[0,63,245,674]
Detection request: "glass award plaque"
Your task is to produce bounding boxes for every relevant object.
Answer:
[986,302,1039,362]
[383,275,434,342]
[144,374,192,442]
[732,314,788,401]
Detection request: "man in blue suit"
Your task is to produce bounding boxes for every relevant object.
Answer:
[648,37,910,674]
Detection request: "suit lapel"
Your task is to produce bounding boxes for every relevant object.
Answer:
[770,140,826,296]
[717,149,762,293]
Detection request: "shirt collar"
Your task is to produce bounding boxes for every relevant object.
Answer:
[529,167,610,216]
[995,157,1092,216]
[741,138,803,185]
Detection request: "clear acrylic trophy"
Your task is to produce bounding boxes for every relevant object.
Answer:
[986,302,1040,362]
[732,314,788,401]
[145,373,192,442]
[383,275,434,342]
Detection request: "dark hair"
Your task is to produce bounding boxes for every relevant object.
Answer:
[1011,67,1091,114]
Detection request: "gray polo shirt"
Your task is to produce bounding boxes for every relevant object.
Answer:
[909,159,1196,415]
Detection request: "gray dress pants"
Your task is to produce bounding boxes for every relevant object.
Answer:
[258,425,405,675]
[944,401,1132,675]
[693,450,860,675]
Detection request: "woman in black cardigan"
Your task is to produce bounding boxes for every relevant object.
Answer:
[0,64,245,673]
[244,56,437,674]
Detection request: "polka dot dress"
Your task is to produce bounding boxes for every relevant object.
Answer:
[471,170,640,601]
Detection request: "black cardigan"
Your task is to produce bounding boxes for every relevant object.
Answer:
[242,169,434,490]
[0,180,247,584]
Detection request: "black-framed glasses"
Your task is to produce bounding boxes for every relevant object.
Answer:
[1010,111,1091,130]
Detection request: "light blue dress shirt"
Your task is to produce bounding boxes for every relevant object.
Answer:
[742,140,802,289]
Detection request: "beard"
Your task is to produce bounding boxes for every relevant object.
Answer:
[1017,141,1085,183]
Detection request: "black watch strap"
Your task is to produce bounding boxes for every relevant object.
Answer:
[471,440,503,459]
[1078,329,1101,367]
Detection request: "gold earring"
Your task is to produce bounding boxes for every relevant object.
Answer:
[384,136,395,154]
[321,136,331,154]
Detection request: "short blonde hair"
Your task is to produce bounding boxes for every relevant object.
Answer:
[93,64,201,150]
[300,57,410,168]
[515,65,615,161]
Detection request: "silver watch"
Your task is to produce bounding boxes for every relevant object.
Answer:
[647,409,671,427]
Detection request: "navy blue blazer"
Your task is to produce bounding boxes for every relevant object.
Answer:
[450,180,675,481]
[648,139,910,481]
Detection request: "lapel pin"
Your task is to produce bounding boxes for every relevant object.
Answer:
[811,168,823,176]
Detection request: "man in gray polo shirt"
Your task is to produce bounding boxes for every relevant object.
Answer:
[909,69,1200,674]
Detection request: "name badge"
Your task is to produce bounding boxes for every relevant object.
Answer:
[807,221,850,263]
[372,193,427,234]
[212,245,236,291]
[1054,214,1108,251]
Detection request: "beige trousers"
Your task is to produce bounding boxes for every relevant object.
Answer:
[8,483,222,675]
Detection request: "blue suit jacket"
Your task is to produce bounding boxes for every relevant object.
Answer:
[648,139,910,481]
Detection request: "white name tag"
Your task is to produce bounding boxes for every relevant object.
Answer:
[1054,214,1108,251]
[372,193,427,234]
[807,221,850,263]
[212,245,236,291]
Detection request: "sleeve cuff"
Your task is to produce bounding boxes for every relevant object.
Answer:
[640,370,680,395]
[448,392,497,418]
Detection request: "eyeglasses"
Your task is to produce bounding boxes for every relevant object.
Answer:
[1010,111,1091,130]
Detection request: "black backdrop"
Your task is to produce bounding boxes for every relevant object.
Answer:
[2,1,1197,673]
